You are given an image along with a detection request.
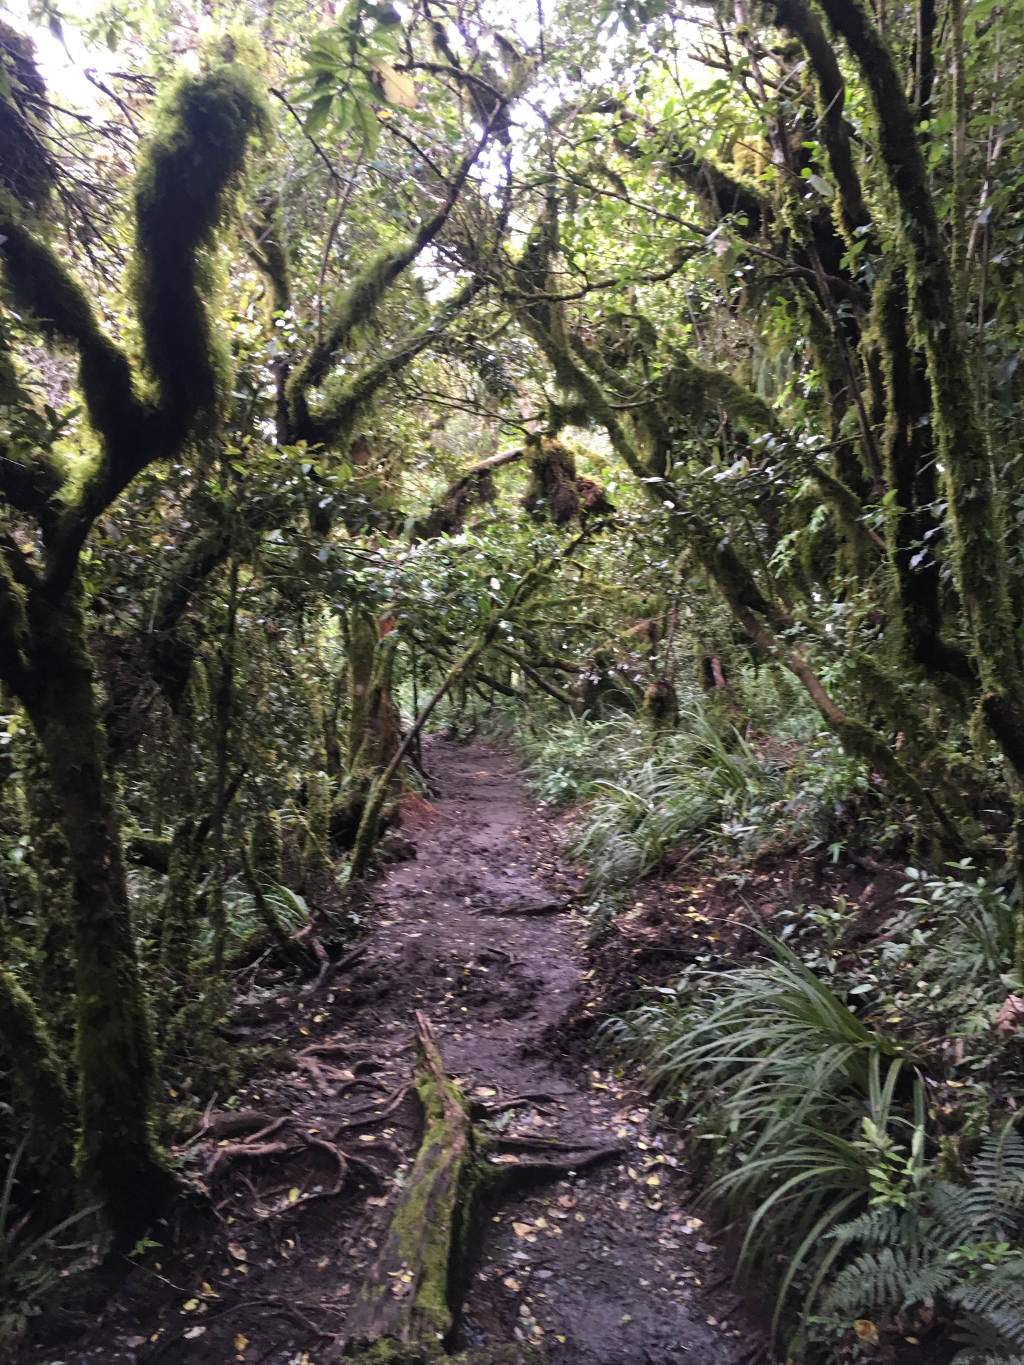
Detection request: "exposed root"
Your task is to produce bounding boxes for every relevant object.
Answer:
[471,1087,569,1119]
[207,1135,293,1179]
[181,1107,278,1148]
[199,1110,394,1214]
[484,901,567,918]
[343,1081,414,1123]
[338,1013,622,1361]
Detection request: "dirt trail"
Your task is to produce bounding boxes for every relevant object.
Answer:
[21,738,768,1365]
[368,738,765,1364]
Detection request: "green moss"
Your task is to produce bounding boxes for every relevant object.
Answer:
[0,967,75,1183]
[347,608,380,769]
[18,589,174,1242]
[663,350,776,433]
[302,770,334,890]
[0,22,53,208]
[21,737,75,1036]
[0,190,146,463]
[523,436,579,524]
[287,238,426,439]
[133,63,269,439]
[818,0,1024,769]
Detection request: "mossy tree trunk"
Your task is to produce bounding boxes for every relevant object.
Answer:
[0,50,266,1240]
[19,589,173,1240]
[0,966,76,1196]
[333,611,402,850]
[810,0,1024,775]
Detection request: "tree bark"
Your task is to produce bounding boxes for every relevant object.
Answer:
[19,589,174,1244]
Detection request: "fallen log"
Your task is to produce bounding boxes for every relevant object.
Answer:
[341,1012,476,1357]
[338,1012,620,1363]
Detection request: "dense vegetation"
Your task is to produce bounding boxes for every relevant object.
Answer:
[2,0,1024,1357]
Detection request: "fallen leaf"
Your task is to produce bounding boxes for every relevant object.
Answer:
[234,1332,249,1352]
[854,1320,879,1345]
[994,994,1024,1035]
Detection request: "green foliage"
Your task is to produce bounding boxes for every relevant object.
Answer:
[605,936,921,1336]
[521,689,873,889]
[222,879,311,952]
[820,1125,1024,1363]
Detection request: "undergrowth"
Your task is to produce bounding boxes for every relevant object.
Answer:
[519,695,874,892]
[518,683,1024,1360]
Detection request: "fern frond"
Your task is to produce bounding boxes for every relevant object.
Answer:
[821,1246,956,1316]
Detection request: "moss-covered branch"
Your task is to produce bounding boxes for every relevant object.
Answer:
[287,119,497,441]
[134,64,268,442]
[764,0,873,244]
[301,279,487,450]
[0,197,150,490]
[1,60,268,590]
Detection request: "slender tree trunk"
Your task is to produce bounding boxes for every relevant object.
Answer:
[210,560,239,978]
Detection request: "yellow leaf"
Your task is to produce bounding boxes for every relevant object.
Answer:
[854,1320,879,1345]
[370,60,418,108]
[513,1222,533,1237]
[233,1333,248,1352]
[288,1187,300,1203]
[182,1299,199,1312]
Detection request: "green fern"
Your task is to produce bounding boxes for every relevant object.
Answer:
[823,1125,1024,1361]
[605,936,922,1340]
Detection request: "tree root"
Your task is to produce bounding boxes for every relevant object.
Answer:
[337,1012,620,1362]
[484,901,567,918]
[197,1111,390,1213]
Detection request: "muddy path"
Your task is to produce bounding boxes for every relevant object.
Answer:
[21,738,769,1365]
[368,739,765,1364]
